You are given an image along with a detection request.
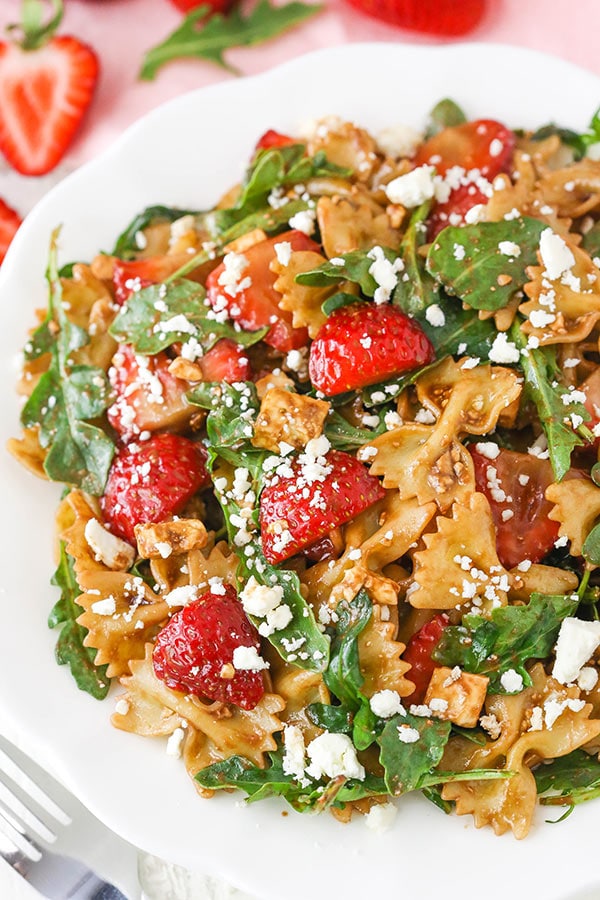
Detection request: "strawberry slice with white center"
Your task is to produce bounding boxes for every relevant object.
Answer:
[259,440,385,564]
[0,2,98,176]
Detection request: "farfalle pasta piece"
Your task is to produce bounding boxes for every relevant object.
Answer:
[509,562,578,602]
[358,604,414,698]
[409,493,511,611]
[58,489,117,578]
[6,427,47,480]
[271,251,335,338]
[366,364,521,510]
[357,492,437,572]
[316,195,400,258]
[520,239,600,345]
[546,478,600,557]
[64,264,118,371]
[150,540,238,596]
[442,664,600,838]
[76,570,170,677]
[271,663,329,742]
[114,645,284,770]
[538,159,600,218]
[251,386,330,452]
[307,118,379,182]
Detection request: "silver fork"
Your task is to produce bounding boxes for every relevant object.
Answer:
[0,735,138,899]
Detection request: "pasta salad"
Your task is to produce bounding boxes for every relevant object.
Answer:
[10,99,600,838]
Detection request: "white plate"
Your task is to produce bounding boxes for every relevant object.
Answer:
[1,42,599,900]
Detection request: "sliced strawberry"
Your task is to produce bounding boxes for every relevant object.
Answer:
[259,447,385,564]
[200,339,251,383]
[415,119,515,177]
[308,302,434,396]
[101,433,210,544]
[402,614,449,703]
[0,198,22,265]
[427,182,490,240]
[255,129,296,151]
[206,230,319,352]
[345,0,485,34]
[152,585,265,711]
[107,344,192,439]
[112,257,184,306]
[469,445,559,569]
[0,0,99,178]
[169,0,235,14]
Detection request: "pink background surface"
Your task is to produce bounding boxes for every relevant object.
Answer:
[0,0,599,214]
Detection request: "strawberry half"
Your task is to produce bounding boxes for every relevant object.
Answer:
[152,585,266,710]
[345,0,486,35]
[0,2,98,176]
[309,302,435,396]
[259,446,385,564]
[0,198,22,265]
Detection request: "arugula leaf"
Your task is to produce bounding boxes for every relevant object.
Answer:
[361,359,443,409]
[424,98,467,138]
[140,0,323,78]
[295,247,400,297]
[49,543,110,700]
[379,712,451,795]
[323,591,379,751]
[393,201,439,316]
[583,523,600,566]
[510,322,592,481]
[321,291,361,316]
[109,279,267,354]
[530,106,600,161]
[189,383,330,672]
[422,785,454,814]
[426,218,547,311]
[212,143,349,233]
[306,703,352,734]
[112,205,199,259]
[20,231,114,495]
[433,593,578,692]
[535,749,600,807]
[418,293,496,359]
[324,410,385,450]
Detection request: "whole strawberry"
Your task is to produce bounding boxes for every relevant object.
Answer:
[345,0,486,35]
[0,0,98,176]
[0,198,22,265]
[153,585,266,710]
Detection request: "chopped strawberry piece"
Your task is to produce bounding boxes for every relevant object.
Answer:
[255,129,296,151]
[0,198,22,265]
[259,447,385,564]
[153,585,265,710]
[101,433,210,544]
[345,0,485,35]
[469,445,559,569]
[206,230,320,352]
[112,257,183,306]
[308,302,434,396]
[427,183,490,239]
[107,344,191,439]
[402,614,449,703]
[200,339,251,383]
[580,368,600,446]
[0,34,98,176]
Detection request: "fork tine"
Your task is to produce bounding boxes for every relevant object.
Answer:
[0,747,71,826]
[0,777,57,843]
[0,802,42,862]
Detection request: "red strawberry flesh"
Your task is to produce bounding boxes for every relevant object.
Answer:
[153,585,265,710]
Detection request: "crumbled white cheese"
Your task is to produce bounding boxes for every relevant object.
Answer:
[84,518,135,571]
[539,229,575,280]
[498,240,521,257]
[91,596,117,616]
[164,585,198,608]
[500,669,524,693]
[365,802,398,833]
[488,332,520,364]
[289,209,316,236]
[166,727,186,758]
[282,725,307,782]
[577,666,599,692]
[232,645,270,671]
[425,304,445,327]
[240,576,283,617]
[376,124,422,159]
[552,617,600,684]
[397,725,420,744]
[474,441,500,460]
[274,241,292,266]
[369,690,405,719]
[114,698,130,716]
[385,165,436,208]
[305,733,365,781]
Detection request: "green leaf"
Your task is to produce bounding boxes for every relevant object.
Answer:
[379,712,451,795]
[426,218,547,311]
[321,291,361,316]
[422,785,454,814]
[535,749,600,807]
[417,293,496,359]
[424,98,467,138]
[295,247,401,297]
[49,543,110,700]
[510,322,592,481]
[433,593,578,692]
[583,522,600,566]
[530,106,600,161]
[361,359,443,409]
[140,0,323,78]
[20,232,115,494]
[323,410,385,450]
[113,205,199,259]
[109,279,267,354]
[306,703,352,734]
[323,590,379,751]
[582,221,600,259]
[393,201,439,316]
[188,380,260,449]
